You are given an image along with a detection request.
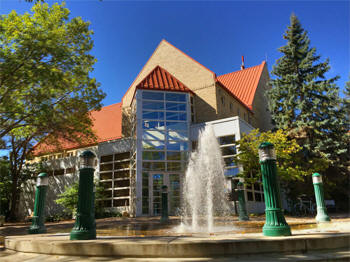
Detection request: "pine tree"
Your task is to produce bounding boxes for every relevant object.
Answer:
[268,14,348,168]
[344,79,350,123]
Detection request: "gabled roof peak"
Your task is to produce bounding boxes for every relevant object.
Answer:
[135,65,193,94]
[160,39,217,78]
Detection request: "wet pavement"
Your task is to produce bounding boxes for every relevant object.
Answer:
[0,213,349,240]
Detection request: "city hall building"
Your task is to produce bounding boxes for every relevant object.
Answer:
[24,39,272,218]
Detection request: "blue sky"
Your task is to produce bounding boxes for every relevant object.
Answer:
[1,0,349,107]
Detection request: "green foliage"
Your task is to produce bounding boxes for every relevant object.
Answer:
[55,181,79,215]
[234,129,328,184]
[344,78,350,129]
[0,157,11,216]
[55,181,114,218]
[0,2,105,220]
[0,2,105,143]
[268,14,348,170]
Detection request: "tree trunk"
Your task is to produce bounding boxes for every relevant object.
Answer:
[9,175,19,221]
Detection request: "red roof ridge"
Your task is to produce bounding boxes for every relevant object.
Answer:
[218,61,266,78]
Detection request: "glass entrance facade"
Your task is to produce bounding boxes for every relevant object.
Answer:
[137,90,190,216]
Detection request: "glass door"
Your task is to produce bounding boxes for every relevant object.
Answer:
[149,173,181,216]
[168,174,181,215]
[150,173,163,216]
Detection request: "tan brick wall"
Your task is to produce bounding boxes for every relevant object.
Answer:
[215,84,254,126]
[251,65,273,131]
[192,84,218,123]
[122,40,216,108]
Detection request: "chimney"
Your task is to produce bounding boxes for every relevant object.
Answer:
[241,56,245,70]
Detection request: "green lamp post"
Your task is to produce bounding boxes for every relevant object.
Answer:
[28,172,48,234]
[70,150,97,240]
[312,173,331,223]
[236,182,249,221]
[160,185,169,223]
[259,142,291,237]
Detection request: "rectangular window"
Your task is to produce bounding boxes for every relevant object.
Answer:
[224,167,240,176]
[167,162,182,171]
[223,156,236,167]
[247,191,254,201]
[166,112,187,121]
[142,91,164,101]
[142,130,165,140]
[221,145,237,156]
[101,155,113,163]
[142,121,165,130]
[100,172,112,180]
[100,163,113,171]
[255,193,262,202]
[165,93,186,102]
[142,140,165,150]
[101,181,113,189]
[167,151,188,161]
[142,111,164,120]
[142,101,164,110]
[114,189,129,197]
[114,152,130,160]
[142,173,149,215]
[167,141,188,151]
[142,162,166,171]
[142,151,165,160]
[166,122,187,131]
[114,161,129,170]
[167,130,188,141]
[219,135,235,145]
[114,199,129,207]
[114,170,129,179]
[166,102,186,111]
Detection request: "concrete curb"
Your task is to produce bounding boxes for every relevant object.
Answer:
[5,233,350,258]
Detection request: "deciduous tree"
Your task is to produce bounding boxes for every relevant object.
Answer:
[0,2,105,220]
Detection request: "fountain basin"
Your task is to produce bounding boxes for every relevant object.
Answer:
[5,230,350,258]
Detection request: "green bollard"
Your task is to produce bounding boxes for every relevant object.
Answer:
[160,185,169,223]
[312,173,331,223]
[70,150,97,240]
[236,182,249,221]
[28,173,48,234]
[259,142,291,236]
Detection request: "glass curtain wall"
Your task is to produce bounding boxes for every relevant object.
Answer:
[140,90,190,215]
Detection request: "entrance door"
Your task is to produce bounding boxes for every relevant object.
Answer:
[149,173,181,216]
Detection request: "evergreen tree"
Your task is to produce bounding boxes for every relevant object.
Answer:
[344,78,350,124]
[268,14,348,169]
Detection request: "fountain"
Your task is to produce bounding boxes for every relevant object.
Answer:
[4,126,350,259]
[178,125,231,233]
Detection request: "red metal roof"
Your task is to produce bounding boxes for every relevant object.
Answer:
[136,65,194,94]
[33,103,122,155]
[216,61,266,110]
